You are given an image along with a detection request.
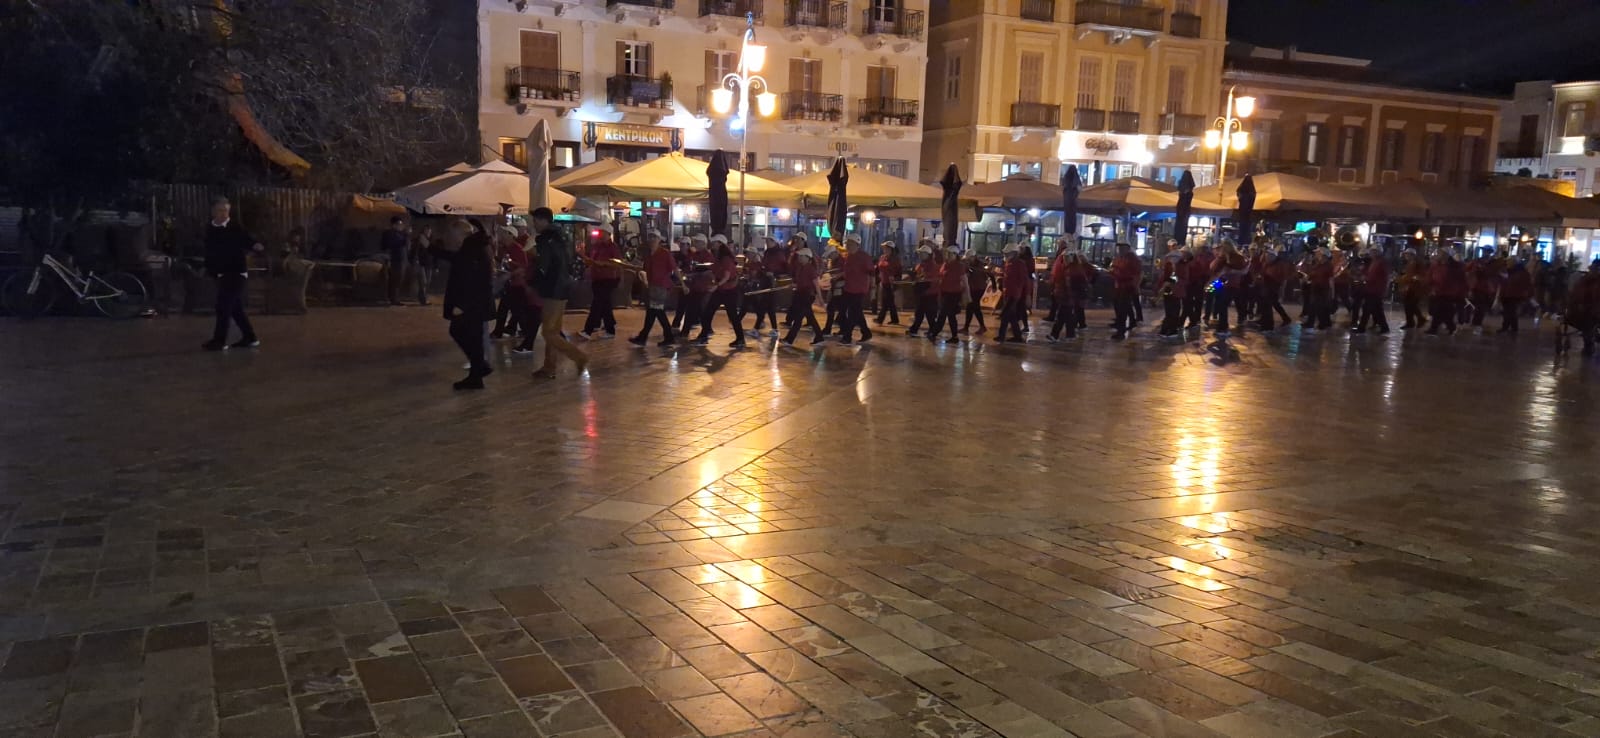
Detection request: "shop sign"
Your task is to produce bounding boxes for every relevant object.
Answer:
[584,122,676,148]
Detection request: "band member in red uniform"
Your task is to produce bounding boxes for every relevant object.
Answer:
[1397,249,1429,330]
[1049,248,1078,341]
[579,234,622,339]
[837,237,874,345]
[739,243,779,338]
[1066,252,1093,330]
[1156,246,1189,338]
[1186,243,1213,329]
[906,242,939,337]
[1255,247,1292,330]
[1352,248,1391,334]
[874,243,901,325]
[1426,250,1468,335]
[1565,260,1600,355]
[780,247,825,347]
[1209,240,1248,336]
[630,233,681,347]
[996,245,1029,342]
[1109,243,1142,340]
[1498,259,1533,334]
[928,248,968,342]
[1301,248,1336,331]
[963,253,990,335]
[695,235,747,348]
[1466,253,1503,327]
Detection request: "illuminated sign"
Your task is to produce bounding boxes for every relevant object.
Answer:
[588,122,673,147]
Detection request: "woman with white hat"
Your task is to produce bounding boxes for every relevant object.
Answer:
[905,241,939,337]
[996,244,1029,342]
[780,247,825,346]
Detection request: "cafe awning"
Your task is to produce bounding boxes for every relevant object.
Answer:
[1215,172,1418,219]
[557,152,800,204]
[1367,181,1549,224]
[550,158,627,189]
[392,160,576,216]
[964,174,1063,211]
[781,164,948,209]
[1077,176,1230,215]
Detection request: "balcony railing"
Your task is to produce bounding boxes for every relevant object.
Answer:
[1011,101,1061,128]
[1169,12,1201,37]
[506,66,581,104]
[784,0,847,28]
[858,97,919,126]
[861,9,925,40]
[1074,0,1162,32]
[700,0,762,21]
[1020,0,1056,22]
[1108,110,1140,134]
[1071,107,1105,131]
[608,0,674,8]
[782,91,844,122]
[1160,113,1205,137]
[606,75,674,109]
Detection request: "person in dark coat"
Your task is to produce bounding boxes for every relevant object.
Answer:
[382,215,410,305]
[1498,260,1534,334]
[202,198,263,351]
[411,225,435,305]
[435,220,495,389]
[529,207,588,378]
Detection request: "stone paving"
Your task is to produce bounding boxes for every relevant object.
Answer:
[2,304,1600,737]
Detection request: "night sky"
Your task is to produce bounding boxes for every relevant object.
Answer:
[1226,0,1600,94]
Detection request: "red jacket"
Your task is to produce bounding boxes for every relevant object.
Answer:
[1110,254,1142,291]
[1158,258,1188,299]
[967,265,988,298]
[1212,252,1247,288]
[1051,255,1072,293]
[1363,259,1390,298]
[939,261,966,294]
[1002,258,1029,299]
[791,260,817,295]
[1430,262,1468,299]
[645,247,676,289]
[1305,262,1334,288]
[587,239,621,281]
[1500,268,1533,300]
[877,254,900,285]
[502,243,530,289]
[1189,252,1213,288]
[843,250,873,295]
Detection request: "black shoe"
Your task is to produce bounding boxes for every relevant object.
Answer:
[1112,332,1126,340]
[628,336,647,346]
[230,338,260,349]
[838,339,854,346]
[860,333,872,343]
[657,338,676,348]
[1351,328,1366,334]
[780,338,796,347]
[906,330,920,337]
[202,340,226,351]
[728,340,747,349]
[453,375,485,390]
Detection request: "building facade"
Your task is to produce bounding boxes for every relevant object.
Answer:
[1494,80,1600,197]
[1222,44,1503,188]
[921,0,1228,188]
[477,0,927,191]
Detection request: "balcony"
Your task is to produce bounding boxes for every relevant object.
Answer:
[1159,113,1205,137]
[1071,108,1105,131]
[1108,110,1140,134]
[784,0,847,29]
[699,0,762,21]
[1074,0,1163,32]
[606,75,673,110]
[1169,11,1201,37]
[505,66,581,106]
[782,91,844,122]
[857,97,919,127]
[860,9,924,40]
[608,0,674,8]
[1020,0,1055,22]
[1010,101,1061,128]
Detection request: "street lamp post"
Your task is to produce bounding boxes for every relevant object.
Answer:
[710,13,777,245]
[1204,85,1256,200]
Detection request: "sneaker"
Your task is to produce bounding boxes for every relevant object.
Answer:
[768,329,779,337]
[1047,335,1059,343]
[511,347,535,355]
[906,330,920,337]
[453,376,485,390]
[746,329,762,338]
[202,340,227,351]
[598,331,615,340]
[728,340,747,349]
[576,331,595,341]
[1112,332,1126,340]
[229,338,259,349]
[838,339,854,346]
[693,337,709,346]
[780,338,796,348]
[628,336,647,346]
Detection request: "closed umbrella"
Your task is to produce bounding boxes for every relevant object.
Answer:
[826,157,849,247]
[939,163,963,248]
[707,150,730,237]
[1061,165,1082,246]
[1174,170,1195,247]
[528,119,551,210]
[1234,174,1256,245]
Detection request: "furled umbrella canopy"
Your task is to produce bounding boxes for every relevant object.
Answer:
[707,150,730,237]
[826,157,849,248]
[1061,165,1082,244]
[1234,174,1257,245]
[939,163,963,248]
[528,119,552,210]
[1174,170,1195,247]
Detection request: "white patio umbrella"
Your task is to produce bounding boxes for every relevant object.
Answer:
[528,119,551,211]
[392,160,575,215]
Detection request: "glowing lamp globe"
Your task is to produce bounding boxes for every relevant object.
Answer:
[711,87,734,115]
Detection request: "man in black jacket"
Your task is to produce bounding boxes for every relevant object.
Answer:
[435,220,496,389]
[381,215,410,305]
[202,198,263,351]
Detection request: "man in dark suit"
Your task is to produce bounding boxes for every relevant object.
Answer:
[202,198,263,351]
[435,220,496,389]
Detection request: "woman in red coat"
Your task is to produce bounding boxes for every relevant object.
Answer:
[1048,249,1077,341]
[996,245,1030,342]
[1301,248,1336,331]
[1426,251,1468,335]
[1352,248,1391,334]
[1498,260,1534,334]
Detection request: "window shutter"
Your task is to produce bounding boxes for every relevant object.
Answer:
[615,42,627,77]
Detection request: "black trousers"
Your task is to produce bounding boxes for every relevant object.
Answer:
[386,248,408,303]
[1402,293,1426,327]
[1112,288,1138,334]
[1160,295,1183,335]
[637,307,674,342]
[414,266,433,304]
[740,291,778,331]
[676,292,707,333]
[1356,294,1390,332]
[838,293,871,342]
[1183,290,1205,329]
[1469,293,1495,326]
[449,317,487,374]
[1500,298,1525,333]
[1051,302,1079,339]
[907,285,934,332]
[583,279,618,334]
[928,293,962,339]
[1428,297,1458,333]
[1303,287,1334,329]
[1256,288,1290,329]
[698,290,742,341]
[964,299,987,331]
[1212,286,1247,333]
[782,292,822,343]
[997,297,1026,339]
[492,295,518,336]
[875,284,899,324]
[507,291,542,351]
[212,273,255,343]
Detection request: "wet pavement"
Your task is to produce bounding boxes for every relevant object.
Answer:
[2,304,1600,737]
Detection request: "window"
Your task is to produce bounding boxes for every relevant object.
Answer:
[706,50,736,87]
[1002,161,1043,179]
[1564,102,1589,137]
[789,58,821,93]
[499,138,527,170]
[1111,60,1136,112]
[858,158,908,177]
[869,0,898,23]
[1175,0,1196,13]
[866,65,897,100]
[1517,114,1540,154]
[1380,129,1404,170]
[1420,132,1444,172]
[945,55,961,101]
[1303,123,1325,165]
[1253,120,1276,160]
[1337,126,1363,168]
[1018,52,1043,104]
[617,41,651,77]
[552,141,579,170]
[1164,66,1187,114]
[1076,57,1101,109]
[521,30,559,70]
[768,154,832,176]
[1459,135,1482,173]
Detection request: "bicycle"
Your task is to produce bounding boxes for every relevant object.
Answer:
[2,253,149,319]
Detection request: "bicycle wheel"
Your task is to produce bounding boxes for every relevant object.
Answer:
[2,269,59,319]
[92,272,149,319]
